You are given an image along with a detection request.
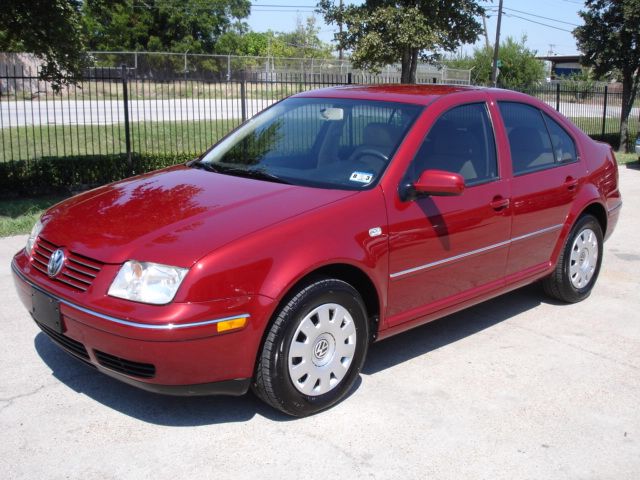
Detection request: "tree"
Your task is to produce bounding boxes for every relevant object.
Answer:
[445,37,546,89]
[318,0,484,83]
[83,0,251,53]
[279,16,333,59]
[574,0,640,152]
[0,0,88,90]
[216,17,333,59]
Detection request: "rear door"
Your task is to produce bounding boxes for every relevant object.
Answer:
[494,100,582,279]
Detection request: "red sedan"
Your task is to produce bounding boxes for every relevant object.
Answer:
[12,85,622,416]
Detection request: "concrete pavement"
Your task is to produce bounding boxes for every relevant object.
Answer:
[1,166,639,479]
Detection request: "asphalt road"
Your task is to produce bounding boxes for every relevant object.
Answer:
[1,166,639,479]
[1,97,638,127]
[0,98,272,127]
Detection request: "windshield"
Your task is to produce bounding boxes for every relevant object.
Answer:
[198,97,423,190]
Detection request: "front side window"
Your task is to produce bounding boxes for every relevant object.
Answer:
[197,97,423,190]
[408,103,498,186]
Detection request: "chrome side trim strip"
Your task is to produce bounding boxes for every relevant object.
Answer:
[12,261,250,330]
[390,223,563,279]
[607,202,622,214]
[389,239,511,278]
[509,224,564,244]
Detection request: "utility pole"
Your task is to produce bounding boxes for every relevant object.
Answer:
[338,0,344,60]
[491,0,504,87]
[482,13,490,51]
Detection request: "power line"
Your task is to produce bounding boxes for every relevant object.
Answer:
[484,6,579,27]
[251,3,319,7]
[502,13,575,33]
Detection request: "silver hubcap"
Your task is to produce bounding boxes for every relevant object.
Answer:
[569,228,598,289]
[288,303,357,396]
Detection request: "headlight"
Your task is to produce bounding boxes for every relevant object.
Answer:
[108,261,188,305]
[25,219,43,257]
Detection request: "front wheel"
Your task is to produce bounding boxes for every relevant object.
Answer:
[253,278,369,417]
[543,214,603,303]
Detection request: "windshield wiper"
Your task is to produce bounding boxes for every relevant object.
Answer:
[225,167,291,185]
[192,161,290,185]
[188,159,223,173]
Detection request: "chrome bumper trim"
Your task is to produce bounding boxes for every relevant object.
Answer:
[607,202,622,214]
[390,223,563,279]
[12,260,250,330]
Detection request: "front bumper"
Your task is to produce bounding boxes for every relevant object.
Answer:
[12,255,274,396]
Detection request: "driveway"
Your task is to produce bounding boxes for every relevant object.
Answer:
[1,166,639,479]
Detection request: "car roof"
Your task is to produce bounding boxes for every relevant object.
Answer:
[293,84,486,105]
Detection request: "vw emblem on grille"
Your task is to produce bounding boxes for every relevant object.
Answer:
[314,339,330,359]
[47,249,65,278]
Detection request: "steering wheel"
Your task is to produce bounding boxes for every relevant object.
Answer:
[348,149,389,169]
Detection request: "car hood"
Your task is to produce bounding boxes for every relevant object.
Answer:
[41,166,356,266]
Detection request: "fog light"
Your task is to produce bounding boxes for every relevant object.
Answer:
[216,317,247,333]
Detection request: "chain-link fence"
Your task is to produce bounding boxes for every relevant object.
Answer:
[88,51,472,85]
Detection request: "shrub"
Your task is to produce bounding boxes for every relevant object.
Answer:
[0,152,197,197]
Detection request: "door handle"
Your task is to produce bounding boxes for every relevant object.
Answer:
[490,196,510,211]
[565,176,578,191]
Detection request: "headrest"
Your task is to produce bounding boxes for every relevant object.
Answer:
[363,123,397,148]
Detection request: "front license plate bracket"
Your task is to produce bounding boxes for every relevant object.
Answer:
[31,289,63,333]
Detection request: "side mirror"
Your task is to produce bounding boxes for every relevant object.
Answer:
[411,169,465,197]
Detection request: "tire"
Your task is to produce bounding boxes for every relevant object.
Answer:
[543,214,603,303]
[253,278,369,417]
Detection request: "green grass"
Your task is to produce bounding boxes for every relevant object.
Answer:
[615,152,639,165]
[0,196,67,237]
[568,117,639,137]
[1,119,241,162]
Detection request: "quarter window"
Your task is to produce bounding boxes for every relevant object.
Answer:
[542,112,577,163]
[410,103,498,185]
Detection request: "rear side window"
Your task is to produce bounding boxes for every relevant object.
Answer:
[542,112,577,163]
[410,103,498,186]
[499,102,578,175]
[498,102,555,175]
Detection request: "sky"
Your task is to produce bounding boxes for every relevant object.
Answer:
[247,0,585,57]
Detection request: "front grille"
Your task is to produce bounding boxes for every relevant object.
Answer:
[31,237,103,292]
[94,350,156,379]
[36,321,90,361]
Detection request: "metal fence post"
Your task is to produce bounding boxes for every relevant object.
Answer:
[121,64,132,172]
[347,72,352,85]
[240,72,247,122]
[556,83,561,112]
[601,85,608,137]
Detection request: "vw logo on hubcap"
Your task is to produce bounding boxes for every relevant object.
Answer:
[313,339,330,359]
[47,249,65,278]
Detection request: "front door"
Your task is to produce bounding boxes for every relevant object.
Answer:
[386,101,512,327]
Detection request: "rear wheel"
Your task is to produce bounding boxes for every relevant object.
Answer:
[253,278,369,417]
[543,214,603,303]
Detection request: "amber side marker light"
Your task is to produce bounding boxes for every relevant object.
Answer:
[216,317,247,333]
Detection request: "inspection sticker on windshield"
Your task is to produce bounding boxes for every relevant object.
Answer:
[349,171,374,184]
